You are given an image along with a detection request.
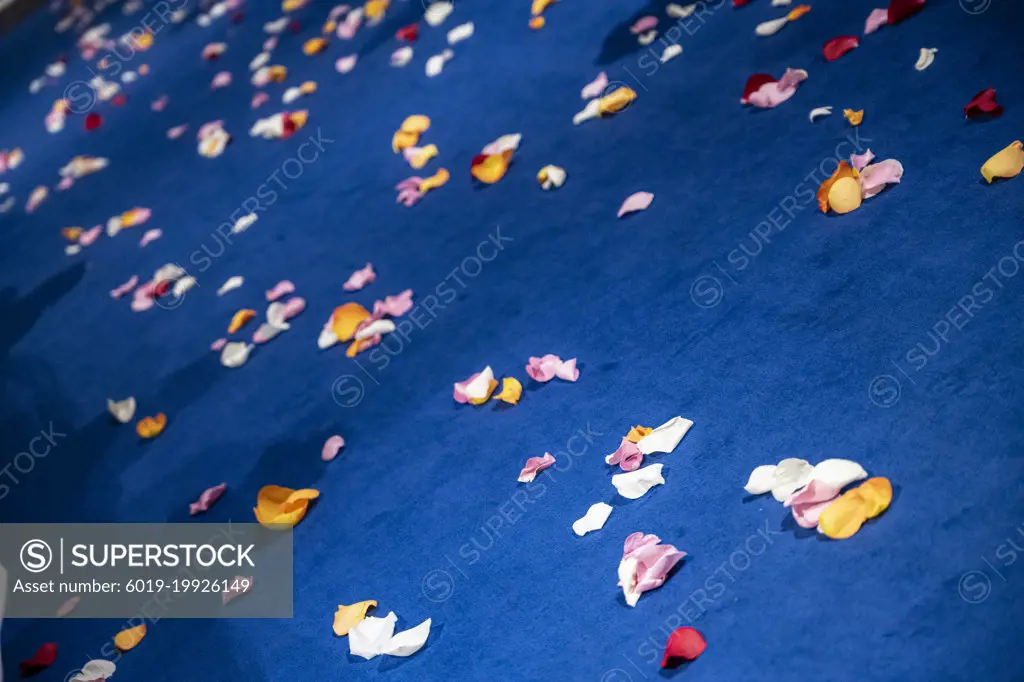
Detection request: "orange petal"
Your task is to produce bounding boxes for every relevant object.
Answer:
[303,38,328,56]
[817,489,868,539]
[597,87,636,116]
[471,150,513,184]
[62,227,83,241]
[254,485,320,529]
[529,16,545,29]
[786,4,811,20]
[816,161,859,213]
[299,81,318,95]
[268,65,288,82]
[289,110,309,130]
[345,337,377,357]
[400,115,431,134]
[492,377,523,404]
[114,624,147,651]
[843,108,864,126]
[364,0,389,19]
[331,303,371,341]
[468,379,498,405]
[323,19,337,33]
[857,477,893,518]
[228,309,257,334]
[625,426,652,443]
[419,168,450,192]
[827,176,862,214]
[531,0,557,15]
[136,413,167,439]
[333,600,377,635]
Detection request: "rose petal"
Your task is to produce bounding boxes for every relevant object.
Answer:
[618,532,685,606]
[914,47,937,71]
[110,275,138,298]
[887,0,925,25]
[139,228,162,246]
[343,263,376,291]
[617,191,654,218]
[211,338,228,351]
[864,7,888,34]
[518,453,555,483]
[809,106,832,122]
[217,276,244,296]
[190,482,227,515]
[333,600,377,635]
[322,434,345,461]
[605,437,644,471]
[336,54,358,73]
[107,397,136,423]
[167,124,188,139]
[754,16,789,36]
[964,87,1003,119]
[391,46,414,66]
[572,502,613,536]
[981,140,1024,184]
[612,463,665,499]
[372,289,413,317]
[823,36,859,61]
[630,15,657,33]
[220,342,253,367]
[266,280,296,301]
[70,660,115,682]
[211,71,232,88]
[446,21,473,44]
[380,618,431,657]
[581,71,608,99]
[637,416,693,455]
[661,627,706,667]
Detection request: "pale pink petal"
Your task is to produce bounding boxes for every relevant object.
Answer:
[518,453,556,483]
[329,4,350,20]
[746,68,807,108]
[139,228,162,247]
[281,296,306,321]
[265,280,295,301]
[131,288,154,312]
[167,124,188,139]
[337,15,360,39]
[453,371,481,403]
[211,337,228,351]
[343,263,376,291]
[211,71,232,88]
[223,576,253,604]
[322,434,345,461]
[783,479,841,528]
[397,188,423,206]
[263,36,278,51]
[372,289,413,317]
[336,54,358,73]
[619,533,686,605]
[198,120,225,139]
[56,596,80,617]
[617,191,654,218]
[57,176,74,191]
[858,159,903,199]
[630,15,658,34]
[110,275,138,299]
[606,437,644,471]
[396,177,423,191]
[864,7,888,34]
[525,355,579,383]
[253,323,282,344]
[850,149,876,171]
[189,482,227,516]
[151,95,168,111]
[78,225,102,246]
[251,92,269,109]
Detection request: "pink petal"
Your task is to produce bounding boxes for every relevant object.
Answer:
[581,71,608,99]
[263,37,278,51]
[189,482,227,516]
[56,597,80,618]
[251,92,269,109]
[336,55,358,73]
[151,95,168,111]
[620,533,686,598]
[223,576,253,604]
[322,435,345,461]
[110,275,138,299]
[518,453,556,483]
[211,71,232,88]
[329,4,350,20]
[630,15,658,34]
[858,159,903,199]
[265,280,295,301]
[617,191,654,218]
[525,354,579,383]
[57,176,74,191]
[396,177,424,191]
[343,263,376,291]
[211,338,228,351]
[139,228,162,247]
[373,289,413,317]
[78,225,102,246]
[850,149,876,171]
[864,7,888,34]
[607,437,644,471]
[281,296,306,321]
[784,479,841,528]
[397,188,423,206]
[198,120,225,140]
[337,16,360,39]
[453,371,481,403]
[747,68,808,108]
[167,124,188,139]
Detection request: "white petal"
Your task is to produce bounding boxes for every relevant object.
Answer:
[318,326,339,349]
[250,52,270,71]
[424,1,453,26]
[380,618,431,657]
[65,244,82,256]
[463,366,495,400]
[637,416,693,455]
[354,318,396,340]
[153,263,185,283]
[253,322,284,343]
[266,302,290,330]
[282,86,301,103]
[106,216,123,236]
[572,98,601,125]
[217,276,244,296]
[755,16,789,37]
[391,46,413,67]
[71,660,117,682]
[572,502,613,536]
[744,464,777,494]
[771,458,813,501]
[914,47,937,72]
[811,459,868,489]
[349,611,397,660]
[173,276,197,297]
[220,342,253,368]
[666,3,696,18]
[660,44,682,63]
[232,213,257,233]
[638,29,657,46]
[485,133,521,154]
[107,396,136,423]
[809,106,833,122]
[771,0,792,5]
[618,555,641,607]
[425,49,453,77]
[612,463,665,500]
[446,21,473,44]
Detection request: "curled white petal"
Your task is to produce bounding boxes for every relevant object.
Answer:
[809,106,833,122]
[612,463,665,499]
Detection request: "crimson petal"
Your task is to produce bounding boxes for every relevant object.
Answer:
[964,87,1004,119]
[661,627,706,668]
[84,112,102,130]
[741,73,776,103]
[396,24,418,42]
[20,643,58,677]
[887,0,925,24]
[823,36,860,61]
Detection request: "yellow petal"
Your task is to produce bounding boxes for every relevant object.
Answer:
[531,0,556,15]
[625,426,652,443]
[289,110,309,130]
[228,309,257,334]
[981,140,1024,184]
[62,227,83,241]
[136,413,167,439]
[114,624,147,651]
[400,115,431,134]
[346,337,377,357]
[323,20,336,33]
[409,144,439,169]
[419,168,450,192]
[333,600,377,636]
[303,38,328,56]
[857,477,893,519]
[492,377,523,405]
[299,81,318,95]
[471,151,512,184]
[468,379,498,405]
[827,176,862,214]
[786,4,811,20]
[817,161,859,213]
[817,489,868,540]
[254,485,320,529]
[364,0,389,19]
[597,87,636,116]
[529,16,545,29]
[843,108,863,126]
[331,303,371,341]
[392,130,419,153]
[268,65,288,82]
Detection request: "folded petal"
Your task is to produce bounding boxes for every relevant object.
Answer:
[612,463,665,499]
[518,453,556,482]
[107,396,136,423]
[744,464,776,494]
[606,437,644,471]
[661,627,706,667]
[811,459,868,489]
[637,416,693,455]
[190,482,227,515]
[784,479,841,528]
[380,618,431,656]
[254,485,319,529]
[349,611,397,659]
[859,159,903,198]
[964,87,1003,119]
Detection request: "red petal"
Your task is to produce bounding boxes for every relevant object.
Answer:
[741,73,776,103]
[396,24,419,42]
[112,94,126,106]
[153,280,171,296]
[887,0,925,24]
[470,153,488,167]
[823,36,859,61]
[733,0,753,6]
[20,642,58,676]
[964,87,1004,119]
[84,112,102,130]
[661,627,706,668]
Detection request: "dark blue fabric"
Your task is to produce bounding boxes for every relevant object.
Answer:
[2,0,1024,679]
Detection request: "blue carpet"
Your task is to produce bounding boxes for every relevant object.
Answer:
[2,0,1024,680]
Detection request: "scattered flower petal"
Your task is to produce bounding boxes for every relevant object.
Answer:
[617,191,654,218]
[818,477,892,539]
[618,532,685,606]
[391,46,413,66]
[333,600,377,635]
[981,140,1024,184]
[612,463,665,499]
[266,280,295,300]
[135,413,166,438]
[581,72,608,99]
[220,341,254,368]
[107,397,136,423]
[322,435,345,461]
[254,485,319,528]
[70,660,115,682]
[425,49,453,77]
[809,105,832,122]
[336,54,358,73]
[573,502,613,536]
[964,87,1003,119]
[190,482,227,515]
[914,47,937,71]
[518,453,555,482]
[139,229,162,246]
[823,36,859,61]
[110,275,138,299]
[864,7,888,34]
[662,627,706,667]
[606,437,644,471]
[537,165,566,189]
[525,354,579,382]
[447,21,473,44]
[218,276,244,295]
[380,618,431,657]
[492,377,523,404]
[637,416,692,455]
[454,366,498,404]
[113,625,146,651]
